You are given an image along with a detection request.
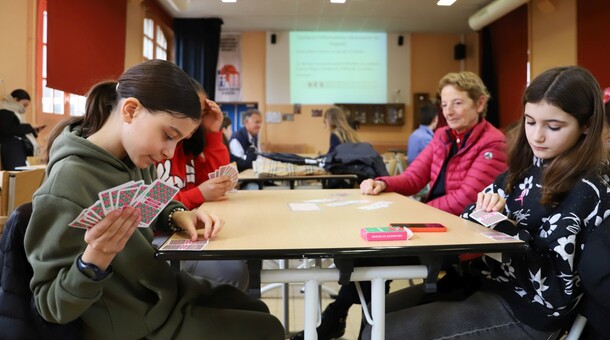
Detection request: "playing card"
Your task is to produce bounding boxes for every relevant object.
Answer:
[133,179,179,228]
[470,210,508,227]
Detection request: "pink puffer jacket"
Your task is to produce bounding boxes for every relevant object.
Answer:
[378,119,507,216]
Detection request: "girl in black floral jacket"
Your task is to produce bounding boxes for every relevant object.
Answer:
[365,66,610,340]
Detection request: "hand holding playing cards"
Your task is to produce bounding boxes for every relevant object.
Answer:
[81,207,141,270]
[201,99,223,133]
[172,207,224,241]
[360,179,387,195]
[476,192,506,212]
[199,176,232,201]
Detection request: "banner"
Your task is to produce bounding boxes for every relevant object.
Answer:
[216,33,243,102]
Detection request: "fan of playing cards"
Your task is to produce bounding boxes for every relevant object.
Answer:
[69,179,179,230]
[208,164,239,190]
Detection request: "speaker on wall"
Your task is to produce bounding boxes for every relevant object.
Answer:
[398,35,404,46]
[271,33,277,44]
[454,43,466,60]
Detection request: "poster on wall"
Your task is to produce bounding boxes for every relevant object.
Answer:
[216,33,243,102]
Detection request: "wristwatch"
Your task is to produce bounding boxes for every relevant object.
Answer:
[77,254,112,281]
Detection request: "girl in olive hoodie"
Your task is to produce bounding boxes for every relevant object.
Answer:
[24,60,284,340]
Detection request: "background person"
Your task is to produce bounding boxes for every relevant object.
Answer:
[0,89,45,170]
[25,60,284,339]
[229,109,261,172]
[324,106,361,154]
[407,103,438,164]
[364,65,610,340]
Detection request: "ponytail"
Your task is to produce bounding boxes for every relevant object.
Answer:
[44,81,118,162]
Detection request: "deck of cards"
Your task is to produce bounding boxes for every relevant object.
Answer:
[208,164,239,190]
[470,209,508,227]
[69,179,179,230]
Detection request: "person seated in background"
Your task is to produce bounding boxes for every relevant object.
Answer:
[221,115,233,147]
[407,103,438,164]
[324,106,361,153]
[365,65,610,340]
[229,109,262,172]
[292,71,508,340]
[0,89,45,170]
[156,79,248,291]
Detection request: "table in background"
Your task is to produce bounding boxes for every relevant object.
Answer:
[237,168,358,189]
[156,189,524,340]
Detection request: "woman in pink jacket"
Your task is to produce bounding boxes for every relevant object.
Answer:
[292,71,508,340]
[361,71,508,215]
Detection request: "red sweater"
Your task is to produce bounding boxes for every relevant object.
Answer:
[379,119,507,216]
[156,132,230,210]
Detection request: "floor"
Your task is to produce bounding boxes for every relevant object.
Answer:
[260,260,413,340]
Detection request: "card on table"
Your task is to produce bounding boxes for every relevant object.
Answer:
[470,209,508,227]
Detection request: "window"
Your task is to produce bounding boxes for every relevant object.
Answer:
[38,2,86,116]
[143,17,168,61]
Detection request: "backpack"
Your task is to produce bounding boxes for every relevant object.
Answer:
[322,143,389,183]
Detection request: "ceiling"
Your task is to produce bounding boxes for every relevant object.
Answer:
[160,0,494,34]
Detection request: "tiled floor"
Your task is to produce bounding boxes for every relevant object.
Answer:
[260,260,413,340]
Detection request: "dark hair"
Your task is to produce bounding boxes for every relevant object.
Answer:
[11,89,30,101]
[418,103,438,125]
[222,116,232,130]
[182,78,207,156]
[505,66,606,206]
[46,60,201,160]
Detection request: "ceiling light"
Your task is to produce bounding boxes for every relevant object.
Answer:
[330,0,347,3]
[222,0,237,3]
[437,0,457,6]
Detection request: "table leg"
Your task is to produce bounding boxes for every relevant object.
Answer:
[370,277,386,340]
[304,278,320,340]
[248,259,262,298]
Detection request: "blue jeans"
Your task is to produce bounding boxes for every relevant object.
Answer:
[362,288,558,340]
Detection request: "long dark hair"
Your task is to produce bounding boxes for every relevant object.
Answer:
[45,60,200,160]
[505,66,606,206]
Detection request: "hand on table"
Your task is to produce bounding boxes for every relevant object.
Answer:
[360,179,387,195]
[172,207,224,241]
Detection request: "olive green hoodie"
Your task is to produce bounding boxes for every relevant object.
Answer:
[24,124,211,339]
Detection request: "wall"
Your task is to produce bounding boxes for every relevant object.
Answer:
[529,0,577,78]
[0,0,37,124]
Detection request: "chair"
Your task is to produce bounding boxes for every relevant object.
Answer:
[0,203,82,338]
[6,168,45,215]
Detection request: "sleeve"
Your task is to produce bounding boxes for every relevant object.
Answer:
[376,135,436,196]
[493,179,604,315]
[200,131,230,175]
[229,138,245,158]
[26,194,105,323]
[426,138,507,216]
[0,109,36,136]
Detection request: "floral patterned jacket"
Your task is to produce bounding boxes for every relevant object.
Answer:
[462,157,610,332]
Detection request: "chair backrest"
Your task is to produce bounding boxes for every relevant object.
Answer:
[0,171,9,216]
[0,203,82,338]
[7,168,45,215]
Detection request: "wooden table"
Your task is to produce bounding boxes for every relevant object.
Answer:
[238,168,358,189]
[156,189,524,340]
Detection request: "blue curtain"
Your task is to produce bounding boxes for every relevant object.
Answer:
[174,18,223,100]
